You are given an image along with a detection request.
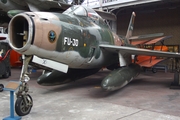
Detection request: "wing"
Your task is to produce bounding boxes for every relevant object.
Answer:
[99,44,180,58]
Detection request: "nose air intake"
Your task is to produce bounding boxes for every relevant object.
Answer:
[8,13,34,54]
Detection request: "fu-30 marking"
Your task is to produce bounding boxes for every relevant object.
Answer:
[64,37,79,46]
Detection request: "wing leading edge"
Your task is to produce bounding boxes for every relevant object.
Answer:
[99,44,180,58]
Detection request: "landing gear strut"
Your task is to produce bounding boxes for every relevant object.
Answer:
[15,55,33,116]
[170,59,180,89]
[170,70,180,89]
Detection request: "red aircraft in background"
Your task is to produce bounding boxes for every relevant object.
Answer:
[131,36,171,72]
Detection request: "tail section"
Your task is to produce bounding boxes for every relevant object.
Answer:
[125,12,136,45]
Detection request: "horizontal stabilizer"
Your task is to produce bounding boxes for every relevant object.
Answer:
[131,35,172,46]
[130,33,164,40]
[94,9,117,21]
[144,36,172,45]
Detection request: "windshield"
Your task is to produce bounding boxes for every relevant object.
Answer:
[63,6,78,14]
[63,5,103,24]
[63,5,87,17]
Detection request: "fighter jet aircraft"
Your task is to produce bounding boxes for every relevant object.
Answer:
[7,5,180,116]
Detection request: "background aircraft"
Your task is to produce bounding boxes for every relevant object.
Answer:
[0,0,71,12]
[131,35,172,73]
[0,0,73,26]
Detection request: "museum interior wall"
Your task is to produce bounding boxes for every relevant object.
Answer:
[116,6,180,71]
[117,7,180,47]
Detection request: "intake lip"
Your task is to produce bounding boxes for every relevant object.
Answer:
[8,13,34,54]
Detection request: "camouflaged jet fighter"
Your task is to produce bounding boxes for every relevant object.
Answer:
[8,5,180,116]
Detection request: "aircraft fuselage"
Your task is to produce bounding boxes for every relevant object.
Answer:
[9,11,122,70]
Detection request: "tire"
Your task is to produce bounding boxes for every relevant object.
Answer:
[15,94,33,116]
[2,71,10,78]
[152,68,157,73]
[0,84,4,92]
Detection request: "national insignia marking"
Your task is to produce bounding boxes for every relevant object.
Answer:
[48,30,56,43]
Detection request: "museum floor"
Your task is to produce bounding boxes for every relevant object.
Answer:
[0,68,180,120]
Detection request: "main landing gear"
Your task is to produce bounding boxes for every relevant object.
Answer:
[170,70,180,89]
[170,59,180,89]
[15,55,33,116]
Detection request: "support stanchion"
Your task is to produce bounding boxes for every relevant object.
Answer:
[3,81,21,120]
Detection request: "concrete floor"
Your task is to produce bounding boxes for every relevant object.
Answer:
[0,68,180,120]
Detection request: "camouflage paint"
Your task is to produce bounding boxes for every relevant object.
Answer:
[8,5,132,86]
[8,7,118,69]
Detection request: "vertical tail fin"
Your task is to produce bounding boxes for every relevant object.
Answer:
[125,12,136,45]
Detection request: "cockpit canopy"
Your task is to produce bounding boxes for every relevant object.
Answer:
[63,5,103,21]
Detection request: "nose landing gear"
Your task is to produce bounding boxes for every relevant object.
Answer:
[15,55,33,116]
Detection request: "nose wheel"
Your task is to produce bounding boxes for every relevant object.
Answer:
[15,94,33,116]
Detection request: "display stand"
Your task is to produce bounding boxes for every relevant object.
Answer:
[3,81,21,120]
